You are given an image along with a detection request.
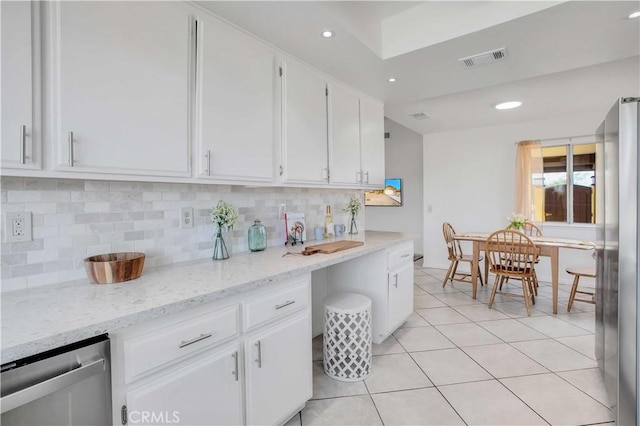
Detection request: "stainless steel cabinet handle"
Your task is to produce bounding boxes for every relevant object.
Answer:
[232,351,239,381]
[394,273,399,288]
[255,341,262,368]
[68,131,74,167]
[0,358,104,413]
[204,150,211,176]
[401,253,411,258]
[322,167,329,181]
[19,125,26,164]
[356,170,362,183]
[279,165,284,176]
[178,333,212,348]
[364,171,369,184]
[275,300,295,310]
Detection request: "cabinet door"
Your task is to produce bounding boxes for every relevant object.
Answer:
[1,1,39,169]
[360,97,385,187]
[126,344,243,426]
[329,83,361,186]
[245,313,312,425]
[388,262,414,331]
[53,2,191,176]
[281,59,328,184]
[196,14,275,182]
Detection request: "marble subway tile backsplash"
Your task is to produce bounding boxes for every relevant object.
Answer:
[0,177,363,292]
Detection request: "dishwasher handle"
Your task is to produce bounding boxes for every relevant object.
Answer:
[0,358,105,414]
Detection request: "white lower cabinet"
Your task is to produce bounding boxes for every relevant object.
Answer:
[244,313,312,426]
[388,262,414,332]
[326,242,414,343]
[125,343,243,426]
[111,275,312,426]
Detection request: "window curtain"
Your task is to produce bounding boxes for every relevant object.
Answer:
[514,140,543,220]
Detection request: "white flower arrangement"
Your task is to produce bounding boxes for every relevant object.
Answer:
[210,200,238,231]
[344,197,362,217]
[507,212,527,230]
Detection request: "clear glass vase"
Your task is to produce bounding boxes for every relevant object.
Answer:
[248,219,267,252]
[349,214,358,235]
[213,227,229,260]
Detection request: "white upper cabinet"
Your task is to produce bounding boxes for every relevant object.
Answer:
[51,1,191,176]
[195,13,276,183]
[1,1,40,169]
[359,96,386,188]
[328,83,361,186]
[281,58,329,185]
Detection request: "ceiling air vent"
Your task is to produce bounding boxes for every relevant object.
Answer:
[458,47,507,68]
[410,112,429,120]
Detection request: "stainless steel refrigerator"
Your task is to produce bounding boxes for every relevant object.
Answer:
[595,97,639,425]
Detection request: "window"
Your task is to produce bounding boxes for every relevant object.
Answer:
[533,143,596,224]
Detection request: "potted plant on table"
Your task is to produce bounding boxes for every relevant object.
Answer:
[210,200,238,260]
[344,197,362,235]
[507,212,527,231]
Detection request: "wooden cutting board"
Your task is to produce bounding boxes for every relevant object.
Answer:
[302,240,364,256]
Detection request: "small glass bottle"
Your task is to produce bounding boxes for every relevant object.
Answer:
[248,219,267,252]
[324,205,334,238]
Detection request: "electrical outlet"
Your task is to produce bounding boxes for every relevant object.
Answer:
[180,207,194,229]
[278,204,286,219]
[5,212,32,242]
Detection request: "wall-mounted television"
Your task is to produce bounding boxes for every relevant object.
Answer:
[364,178,402,207]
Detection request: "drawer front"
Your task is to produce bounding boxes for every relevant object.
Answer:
[244,280,309,332]
[124,305,239,383]
[388,243,414,270]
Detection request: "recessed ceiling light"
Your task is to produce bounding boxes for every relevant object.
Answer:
[495,101,522,110]
[321,30,334,38]
[629,10,640,19]
[388,78,397,82]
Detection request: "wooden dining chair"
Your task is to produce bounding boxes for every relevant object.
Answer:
[486,230,538,315]
[442,222,484,288]
[507,222,542,237]
[504,222,542,293]
[566,266,596,312]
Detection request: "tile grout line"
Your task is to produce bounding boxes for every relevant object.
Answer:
[403,341,469,426]
[301,267,610,425]
[416,270,591,425]
[361,373,386,426]
[409,274,555,425]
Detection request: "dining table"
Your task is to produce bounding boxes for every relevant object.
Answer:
[453,232,595,314]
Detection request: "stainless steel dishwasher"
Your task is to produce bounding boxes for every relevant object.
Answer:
[1,335,112,426]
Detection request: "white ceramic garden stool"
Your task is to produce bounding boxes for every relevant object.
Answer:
[323,293,372,382]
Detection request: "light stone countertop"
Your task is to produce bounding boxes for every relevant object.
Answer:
[1,231,414,364]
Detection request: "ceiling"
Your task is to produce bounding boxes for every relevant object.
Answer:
[197,1,640,135]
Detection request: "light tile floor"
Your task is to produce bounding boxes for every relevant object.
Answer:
[286,265,613,426]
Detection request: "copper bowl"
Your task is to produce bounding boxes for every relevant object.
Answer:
[84,252,145,284]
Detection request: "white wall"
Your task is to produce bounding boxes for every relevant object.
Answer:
[423,112,602,285]
[366,118,424,254]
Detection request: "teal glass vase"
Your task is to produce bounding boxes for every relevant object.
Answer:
[248,219,267,252]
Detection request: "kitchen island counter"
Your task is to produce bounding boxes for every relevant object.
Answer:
[1,231,413,363]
